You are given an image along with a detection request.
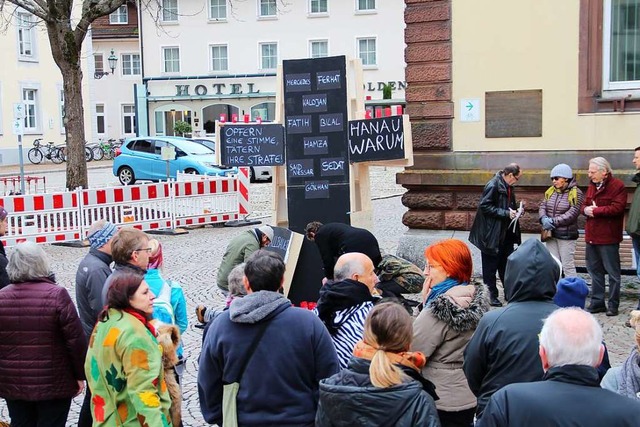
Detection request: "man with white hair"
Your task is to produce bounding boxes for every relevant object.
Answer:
[478,308,640,426]
[315,252,380,368]
[582,157,626,316]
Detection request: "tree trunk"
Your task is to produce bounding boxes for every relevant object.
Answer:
[61,63,88,190]
[46,21,88,190]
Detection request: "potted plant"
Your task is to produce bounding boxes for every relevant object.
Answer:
[382,83,393,100]
[174,120,192,137]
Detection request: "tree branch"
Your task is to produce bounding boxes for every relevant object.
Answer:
[4,0,49,21]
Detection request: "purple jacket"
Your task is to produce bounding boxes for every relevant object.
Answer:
[538,178,584,240]
[0,278,87,401]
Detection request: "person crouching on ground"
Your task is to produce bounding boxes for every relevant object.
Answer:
[199,263,248,341]
[196,262,248,327]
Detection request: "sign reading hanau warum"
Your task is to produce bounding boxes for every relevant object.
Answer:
[348,115,406,163]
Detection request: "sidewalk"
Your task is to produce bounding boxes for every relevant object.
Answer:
[0,159,113,177]
[0,185,637,426]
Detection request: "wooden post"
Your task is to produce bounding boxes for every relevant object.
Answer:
[348,58,373,230]
[273,64,288,226]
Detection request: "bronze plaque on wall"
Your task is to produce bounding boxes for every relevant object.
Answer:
[485,89,542,138]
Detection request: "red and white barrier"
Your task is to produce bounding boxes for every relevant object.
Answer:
[0,174,249,248]
[0,175,47,195]
[173,176,239,227]
[0,190,81,246]
[80,182,173,235]
[237,167,250,216]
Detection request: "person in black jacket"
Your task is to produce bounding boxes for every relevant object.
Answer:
[305,221,382,281]
[469,164,522,307]
[317,301,440,427]
[0,206,10,290]
[463,238,559,419]
[75,220,117,427]
[478,307,640,427]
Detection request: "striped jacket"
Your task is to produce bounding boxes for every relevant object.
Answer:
[327,301,375,368]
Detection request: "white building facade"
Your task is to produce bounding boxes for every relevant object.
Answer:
[0,6,92,164]
[137,0,406,136]
[88,2,142,143]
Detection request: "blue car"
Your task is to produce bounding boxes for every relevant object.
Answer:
[113,136,235,185]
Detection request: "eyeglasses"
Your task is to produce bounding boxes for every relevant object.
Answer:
[425,262,442,272]
[512,174,520,182]
[551,177,563,181]
[134,247,152,254]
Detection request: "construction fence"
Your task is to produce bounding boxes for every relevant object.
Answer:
[0,168,251,248]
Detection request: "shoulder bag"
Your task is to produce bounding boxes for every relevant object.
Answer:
[222,320,271,427]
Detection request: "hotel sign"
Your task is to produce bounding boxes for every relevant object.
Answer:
[171,81,408,97]
[174,83,261,96]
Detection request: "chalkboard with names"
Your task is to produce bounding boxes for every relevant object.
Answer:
[283,56,350,234]
[220,123,285,167]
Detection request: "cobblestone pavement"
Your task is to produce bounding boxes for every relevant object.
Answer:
[0,166,638,426]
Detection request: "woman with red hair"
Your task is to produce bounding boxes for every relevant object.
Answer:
[412,239,490,427]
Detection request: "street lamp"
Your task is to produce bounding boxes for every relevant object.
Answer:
[94,49,118,79]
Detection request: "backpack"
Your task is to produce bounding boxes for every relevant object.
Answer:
[377,254,425,294]
[153,281,175,325]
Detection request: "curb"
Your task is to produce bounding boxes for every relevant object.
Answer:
[0,163,113,179]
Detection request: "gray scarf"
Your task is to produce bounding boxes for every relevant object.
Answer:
[617,347,640,399]
[229,291,291,324]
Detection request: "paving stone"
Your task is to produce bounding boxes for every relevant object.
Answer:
[0,166,637,426]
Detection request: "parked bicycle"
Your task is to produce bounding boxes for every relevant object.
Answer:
[57,142,94,162]
[91,138,118,161]
[28,139,64,165]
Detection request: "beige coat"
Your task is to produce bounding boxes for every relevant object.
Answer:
[412,283,489,412]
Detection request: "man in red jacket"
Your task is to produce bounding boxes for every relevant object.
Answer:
[581,157,627,316]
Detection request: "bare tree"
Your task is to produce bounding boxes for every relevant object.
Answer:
[2,0,126,189]
[1,0,291,190]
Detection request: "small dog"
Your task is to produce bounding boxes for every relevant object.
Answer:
[156,323,183,427]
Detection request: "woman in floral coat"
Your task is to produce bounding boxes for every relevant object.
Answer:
[85,271,172,426]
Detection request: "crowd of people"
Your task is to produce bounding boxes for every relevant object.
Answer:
[0,151,640,425]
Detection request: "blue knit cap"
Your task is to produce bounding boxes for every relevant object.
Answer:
[550,163,573,179]
[554,277,589,308]
[88,222,117,249]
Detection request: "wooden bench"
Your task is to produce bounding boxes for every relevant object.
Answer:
[575,232,636,275]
